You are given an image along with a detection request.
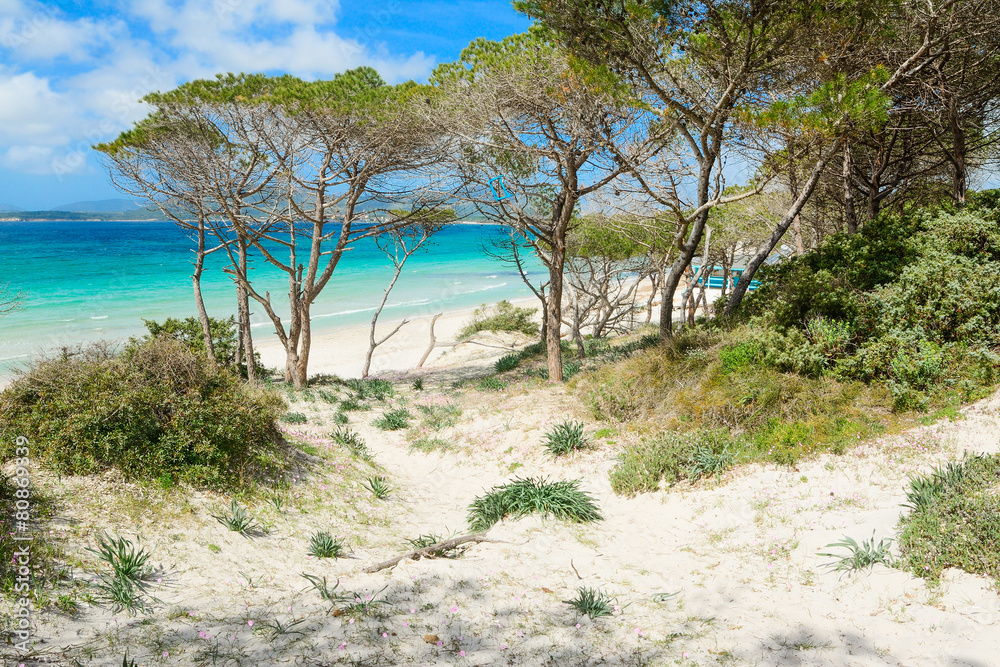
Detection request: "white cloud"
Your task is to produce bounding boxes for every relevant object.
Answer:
[0,0,438,175]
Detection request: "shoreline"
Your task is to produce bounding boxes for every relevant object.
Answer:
[0,277,711,387]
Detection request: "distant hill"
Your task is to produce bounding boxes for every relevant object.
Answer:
[0,203,24,212]
[49,198,143,213]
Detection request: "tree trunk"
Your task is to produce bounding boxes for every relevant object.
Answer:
[724,136,845,317]
[949,96,967,205]
[843,141,858,234]
[546,239,565,382]
[193,216,215,363]
[236,235,257,384]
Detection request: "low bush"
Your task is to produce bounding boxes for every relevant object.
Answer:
[458,300,539,339]
[609,430,741,495]
[897,453,1000,583]
[0,337,287,488]
[467,477,602,531]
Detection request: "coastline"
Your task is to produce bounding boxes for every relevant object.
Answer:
[0,277,702,388]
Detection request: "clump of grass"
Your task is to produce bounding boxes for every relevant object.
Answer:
[416,402,462,430]
[281,412,308,424]
[344,378,394,401]
[897,453,1000,583]
[543,420,589,456]
[818,532,894,573]
[477,376,508,392]
[343,584,389,616]
[467,477,602,532]
[409,435,454,453]
[87,533,155,615]
[331,426,372,460]
[363,476,391,499]
[458,300,538,339]
[565,587,614,620]
[316,389,339,404]
[307,531,345,559]
[212,500,260,537]
[412,377,424,391]
[339,395,368,412]
[495,353,521,373]
[332,411,349,425]
[301,574,351,605]
[902,458,972,512]
[86,533,153,584]
[93,574,148,615]
[373,408,412,431]
[609,429,740,496]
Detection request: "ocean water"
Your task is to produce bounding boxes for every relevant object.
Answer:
[0,220,544,377]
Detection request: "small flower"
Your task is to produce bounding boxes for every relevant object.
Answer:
[247,620,253,627]
[162,652,169,658]
[450,605,459,613]
[575,623,581,629]
[460,650,466,657]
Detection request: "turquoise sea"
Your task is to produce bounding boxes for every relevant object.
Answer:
[0,220,544,378]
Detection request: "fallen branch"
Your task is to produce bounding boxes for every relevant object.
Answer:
[364,533,502,573]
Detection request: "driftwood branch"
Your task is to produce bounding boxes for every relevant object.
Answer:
[363,533,501,573]
[417,313,443,368]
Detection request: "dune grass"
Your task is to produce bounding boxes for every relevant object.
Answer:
[467,477,602,531]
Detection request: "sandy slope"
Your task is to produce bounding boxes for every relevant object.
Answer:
[8,317,1000,666]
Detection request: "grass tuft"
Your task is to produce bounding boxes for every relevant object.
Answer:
[477,376,508,392]
[495,353,521,373]
[467,476,602,532]
[543,420,589,456]
[565,587,615,620]
[817,532,894,573]
[211,500,260,537]
[363,476,391,499]
[373,408,412,431]
[307,531,345,559]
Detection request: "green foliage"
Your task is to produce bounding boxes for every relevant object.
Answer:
[467,477,602,531]
[609,430,740,495]
[564,587,615,620]
[477,376,509,392]
[718,341,763,374]
[332,411,349,425]
[416,402,462,430]
[458,300,539,339]
[344,378,394,401]
[897,453,1000,583]
[0,337,287,488]
[86,533,153,585]
[331,427,371,460]
[212,500,259,537]
[307,532,345,559]
[373,408,412,431]
[301,574,351,606]
[495,353,522,373]
[409,435,455,453]
[817,532,894,573]
[543,420,589,456]
[412,377,424,391]
[138,316,239,366]
[281,412,308,424]
[363,476,391,499]
[93,570,149,615]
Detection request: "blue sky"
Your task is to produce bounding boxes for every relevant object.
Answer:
[0,0,531,210]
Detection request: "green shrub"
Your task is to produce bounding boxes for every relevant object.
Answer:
[897,454,1000,583]
[373,408,412,431]
[718,341,763,374]
[543,421,589,456]
[0,338,287,487]
[458,300,539,339]
[610,430,740,495]
[467,477,602,531]
[495,353,521,373]
[138,316,239,366]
